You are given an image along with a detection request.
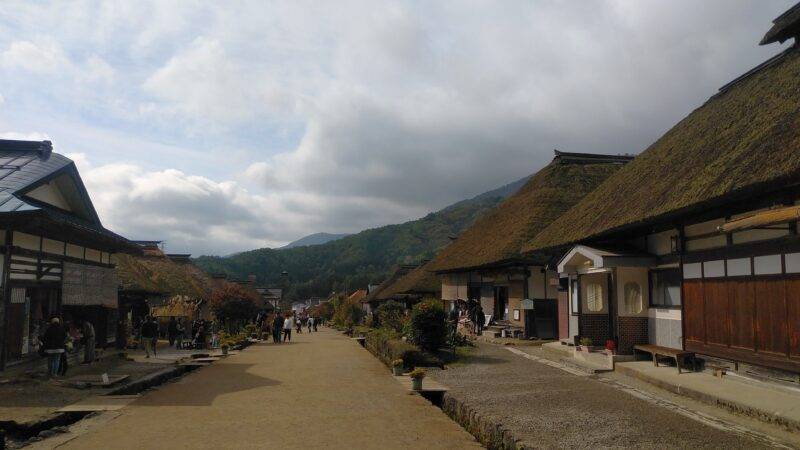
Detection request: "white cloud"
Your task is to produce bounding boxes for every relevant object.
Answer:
[0,0,795,254]
[0,40,67,73]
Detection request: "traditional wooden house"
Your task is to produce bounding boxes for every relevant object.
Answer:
[0,139,137,370]
[368,261,441,309]
[362,264,418,314]
[427,151,632,338]
[524,6,800,372]
[115,247,214,332]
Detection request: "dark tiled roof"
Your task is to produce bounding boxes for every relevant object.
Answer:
[0,139,134,251]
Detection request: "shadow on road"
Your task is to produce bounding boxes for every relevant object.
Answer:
[134,363,281,407]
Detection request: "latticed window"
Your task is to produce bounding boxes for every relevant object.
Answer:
[585,283,604,312]
[624,282,643,314]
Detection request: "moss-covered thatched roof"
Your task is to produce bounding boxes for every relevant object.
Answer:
[427,152,628,272]
[375,261,440,301]
[364,264,416,303]
[115,253,213,299]
[525,45,800,253]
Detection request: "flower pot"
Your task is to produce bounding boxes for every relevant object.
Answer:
[411,378,423,391]
[392,366,403,376]
[221,347,229,355]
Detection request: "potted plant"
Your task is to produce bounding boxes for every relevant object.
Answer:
[220,338,230,355]
[409,368,426,391]
[579,337,593,352]
[391,359,404,376]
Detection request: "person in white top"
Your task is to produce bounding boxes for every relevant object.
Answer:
[282,314,294,342]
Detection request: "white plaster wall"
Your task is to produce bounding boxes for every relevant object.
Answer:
[26,181,72,211]
[646,229,677,256]
[13,232,40,251]
[528,265,558,299]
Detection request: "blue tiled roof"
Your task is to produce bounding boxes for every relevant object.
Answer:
[0,139,134,250]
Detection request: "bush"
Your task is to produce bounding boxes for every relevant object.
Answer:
[332,298,365,328]
[407,298,447,352]
[364,327,431,368]
[375,300,406,332]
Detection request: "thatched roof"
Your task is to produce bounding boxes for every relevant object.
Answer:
[525,44,800,253]
[363,264,416,303]
[374,261,440,301]
[427,152,629,273]
[116,252,213,299]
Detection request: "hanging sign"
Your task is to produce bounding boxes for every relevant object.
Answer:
[521,299,534,310]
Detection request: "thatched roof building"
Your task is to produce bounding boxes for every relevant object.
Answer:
[524,39,800,254]
[115,250,213,300]
[428,151,631,273]
[363,264,417,305]
[373,261,440,301]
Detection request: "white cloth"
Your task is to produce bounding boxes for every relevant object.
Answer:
[283,317,294,330]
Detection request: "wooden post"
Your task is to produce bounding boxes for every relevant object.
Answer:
[0,229,13,371]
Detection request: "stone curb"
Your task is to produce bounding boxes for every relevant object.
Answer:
[615,364,800,433]
[440,393,527,450]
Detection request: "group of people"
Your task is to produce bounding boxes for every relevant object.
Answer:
[39,316,97,377]
[137,316,217,358]
[258,312,321,344]
[449,298,485,335]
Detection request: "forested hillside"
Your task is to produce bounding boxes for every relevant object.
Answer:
[193,175,529,300]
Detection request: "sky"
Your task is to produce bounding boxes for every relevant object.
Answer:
[0,1,794,255]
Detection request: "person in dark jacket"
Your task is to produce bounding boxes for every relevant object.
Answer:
[42,317,67,377]
[140,316,158,358]
[272,314,284,343]
[167,317,178,347]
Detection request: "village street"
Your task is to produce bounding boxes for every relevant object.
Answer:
[44,328,480,450]
[29,328,797,450]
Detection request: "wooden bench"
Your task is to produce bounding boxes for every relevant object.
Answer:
[634,344,696,374]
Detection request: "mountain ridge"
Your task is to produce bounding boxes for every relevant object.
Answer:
[193,174,532,300]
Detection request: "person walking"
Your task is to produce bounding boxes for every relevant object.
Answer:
[81,318,96,364]
[307,316,314,333]
[195,321,207,349]
[175,319,185,350]
[295,315,302,334]
[272,313,283,343]
[473,303,485,335]
[42,317,67,377]
[141,316,157,358]
[167,317,178,347]
[283,314,294,342]
[311,316,317,332]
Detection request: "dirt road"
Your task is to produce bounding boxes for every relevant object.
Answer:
[57,328,479,449]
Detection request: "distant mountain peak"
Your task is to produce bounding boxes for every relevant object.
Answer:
[280,232,350,249]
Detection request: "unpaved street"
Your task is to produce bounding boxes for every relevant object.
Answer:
[431,342,790,449]
[56,328,479,449]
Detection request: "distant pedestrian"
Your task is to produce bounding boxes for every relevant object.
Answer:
[195,321,207,349]
[473,303,484,335]
[307,316,314,333]
[176,319,185,350]
[296,316,302,334]
[272,314,284,343]
[141,316,158,358]
[116,318,127,350]
[283,314,294,342]
[168,317,178,347]
[42,317,67,377]
[81,319,96,364]
[311,316,317,332]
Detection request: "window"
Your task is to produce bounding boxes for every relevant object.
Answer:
[650,269,681,308]
[624,282,643,314]
[585,283,604,312]
[570,279,579,315]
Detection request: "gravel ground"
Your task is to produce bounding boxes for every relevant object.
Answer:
[429,342,774,449]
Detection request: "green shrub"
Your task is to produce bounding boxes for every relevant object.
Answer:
[365,327,427,368]
[375,300,406,332]
[332,298,364,328]
[407,298,447,352]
